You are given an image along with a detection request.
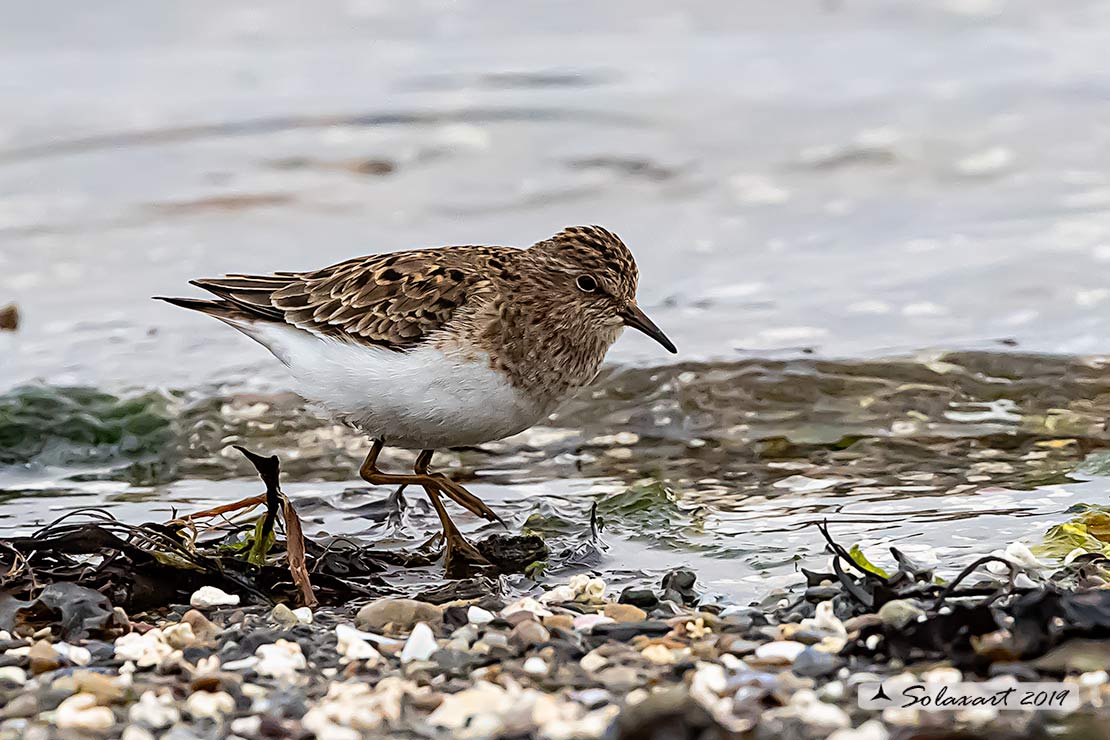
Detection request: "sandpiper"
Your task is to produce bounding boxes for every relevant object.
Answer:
[156,225,675,569]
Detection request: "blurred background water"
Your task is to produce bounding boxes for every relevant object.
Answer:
[4,0,1110,598]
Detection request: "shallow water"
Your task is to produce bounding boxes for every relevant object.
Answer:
[5,1,1110,599]
[4,353,1110,600]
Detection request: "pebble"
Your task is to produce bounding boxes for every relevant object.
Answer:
[129,690,182,729]
[255,640,307,681]
[523,656,549,675]
[753,641,807,665]
[641,644,676,665]
[292,607,314,625]
[400,623,438,663]
[121,726,155,740]
[0,693,37,718]
[115,629,175,667]
[335,625,384,664]
[0,666,26,687]
[509,619,550,648]
[180,610,221,645]
[356,598,443,632]
[501,597,554,619]
[189,586,240,609]
[580,651,608,673]
[791,647,843,678]
[163,622,197,649]
[55,693,115,730]
[572,613,614,632]
[28,640,62,675]
[877,600,925,630]
[185,690,235,719]
[827,719,890,740]
[603,603,647,623]
[54,642,91,666]
[619,588,659,608]
[467,606,495,625]
[271,604,299,627]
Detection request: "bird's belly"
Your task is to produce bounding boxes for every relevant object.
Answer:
[259,326,544,449]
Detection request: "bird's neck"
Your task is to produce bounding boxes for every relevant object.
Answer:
[475,288,617,409]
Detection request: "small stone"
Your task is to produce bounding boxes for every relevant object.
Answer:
[335,625,383,664]
[509,620,550,648]
[573,613,614,632]
[603,603,647,623]
[467,606,495,625]
[356,598,443,632]
[791,647,843,678]
[255,640,306,681]
[271,604,298,627]
[988,662,1040,681]
[641,644,675,665]
[0,665,26,687]
[28,640,62,675]
[230,716,263,737]
[827,719,890,740]
[70,669,125,703]
[804,586,840,602]
[597,665,640,691]
[752,641,806,665]
[878,600,925,630]
[619,588,660,608]
[56,693,115,730]
[0,692,37,719]
[55,643,91,666]
[718,635,761,656]
[523,656,548,675]
[590,621,672,641]
[121,727,155,740]
[129,690,182,729]
[190,586,240,609]
[180,611,221,645]
[542,615,575,633]
[580,651,608,673]
[185,690,235,719]
[400,623,438,663]
[291,607,314,625]
[115,629,174,667]
[163,622,197,649]
[501,597,553,619]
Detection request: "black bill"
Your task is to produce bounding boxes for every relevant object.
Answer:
[621,303,677,354]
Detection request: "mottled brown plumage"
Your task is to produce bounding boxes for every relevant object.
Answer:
[156,225,674,572]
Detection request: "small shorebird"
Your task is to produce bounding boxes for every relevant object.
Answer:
[157,225,675,568]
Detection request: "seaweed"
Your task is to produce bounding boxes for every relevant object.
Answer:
[0,446,549,614]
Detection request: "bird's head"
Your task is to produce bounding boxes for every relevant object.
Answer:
[525,225,676,353]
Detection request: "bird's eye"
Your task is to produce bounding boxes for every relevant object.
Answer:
[576,275,598,293]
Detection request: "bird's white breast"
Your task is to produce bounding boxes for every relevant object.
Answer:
[242,322,544,449]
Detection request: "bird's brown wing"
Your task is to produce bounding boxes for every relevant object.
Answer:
[183,246,518,351]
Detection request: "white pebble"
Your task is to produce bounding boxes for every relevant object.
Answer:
[335,624,383,664]
[400,622,438,663]
[56,693,115,730]
[292,607,314,625]
[255,640,307,681]
[572,613,614,632]
[189,586,240,608]
[467,606,495,625]
[121,726,156,740]
[115,630,175,667]
[128,690,181,729]
[185,690,235,719]
[55,643,92,666]
[523,656,548,675]
[754,641,806,663]
[0,666,26,686]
